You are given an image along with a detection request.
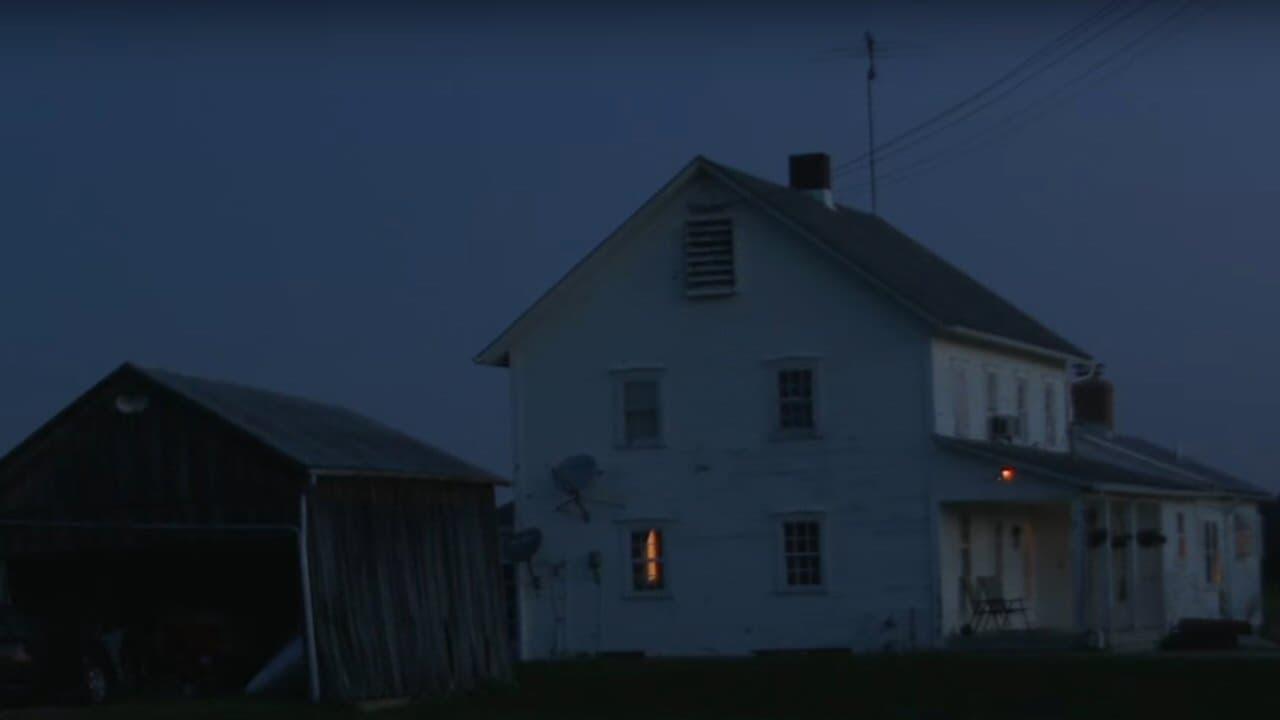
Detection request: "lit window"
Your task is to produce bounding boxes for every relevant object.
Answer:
[1043,381,1058,448]
[614,370,663,448]
[777,368,816,434]
[1204,521,1221,586]
[630,528,665,591]
[1234,516,1254,559]
[781,519,823,588]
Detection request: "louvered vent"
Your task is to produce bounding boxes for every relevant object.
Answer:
[684,217,735,297]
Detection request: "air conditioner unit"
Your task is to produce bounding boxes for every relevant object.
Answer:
[989,414,1021,442]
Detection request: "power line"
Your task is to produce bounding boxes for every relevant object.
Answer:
[845,0,1207,191]
[837,0,1157,178]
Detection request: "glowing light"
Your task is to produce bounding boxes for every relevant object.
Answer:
[999,467,1017,484]
[645,529,662,586]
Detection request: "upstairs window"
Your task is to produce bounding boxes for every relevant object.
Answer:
[776,367,816,436]
[613,370,663,449]
[1043,380,1058,448]
[1014,376,1029,442]
[1176,512,1188,562]
[684,217,735,297]
[951,360,970,438]
[629,528,665,592]
[780,517,824,589]
[984,369,999,440]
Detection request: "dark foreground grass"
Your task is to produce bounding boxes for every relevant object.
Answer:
[9,654,1280,720]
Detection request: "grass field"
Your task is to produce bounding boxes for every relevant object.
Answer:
[7,654,1280,720]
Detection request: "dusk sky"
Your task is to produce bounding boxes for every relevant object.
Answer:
[2,1,1276,492]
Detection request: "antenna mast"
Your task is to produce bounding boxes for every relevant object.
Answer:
[865,30,878,215]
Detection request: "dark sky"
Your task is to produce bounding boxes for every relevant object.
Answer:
[2,2,1276,492]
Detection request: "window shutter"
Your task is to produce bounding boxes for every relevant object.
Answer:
[684,218,735,297]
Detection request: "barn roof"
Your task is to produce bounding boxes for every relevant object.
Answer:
[134,365,505,483]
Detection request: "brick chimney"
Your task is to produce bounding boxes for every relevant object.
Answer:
[788,153,834,209]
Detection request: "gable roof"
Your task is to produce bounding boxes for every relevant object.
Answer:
[0,363,505,485]
[476,155,1089,366]
[937,433,1268,500]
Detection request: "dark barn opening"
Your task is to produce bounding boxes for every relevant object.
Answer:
[0,363,510,703]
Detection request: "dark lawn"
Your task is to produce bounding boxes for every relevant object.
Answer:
[8,654,1280,719]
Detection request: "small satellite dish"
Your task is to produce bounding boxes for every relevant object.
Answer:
[504,528,543,564]
[552,454,601,523]
[552,454,600,495]
[114,394,150,415]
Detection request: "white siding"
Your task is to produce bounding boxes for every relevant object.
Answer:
[931,339,1069,450]
[510,175,941,658]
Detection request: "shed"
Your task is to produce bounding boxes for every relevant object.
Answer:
[0,363,510,702]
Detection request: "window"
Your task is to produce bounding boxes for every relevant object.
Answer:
[614,370,663,448]
[776,367,816,435]
[1234,515,1254,559]
[780,518,824,589]
[1014,376,1029,442]
[951,360,970,438]
[684,217,735,297]
[1204,521,1221,586]
[1043,380,1058,448]
[958,513,972,616]
[629,528,665,592]
[1176,512,1187,562]
[985,370,999,440]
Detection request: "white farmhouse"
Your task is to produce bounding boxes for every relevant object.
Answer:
[477,154,1269,657]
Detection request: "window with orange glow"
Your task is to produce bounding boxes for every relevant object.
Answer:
[630,529,665,591]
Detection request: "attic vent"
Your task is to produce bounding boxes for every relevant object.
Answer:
[684,217,735,297]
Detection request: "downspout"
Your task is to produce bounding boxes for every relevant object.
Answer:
[299,473,321,703]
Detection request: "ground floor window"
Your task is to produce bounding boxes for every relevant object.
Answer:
[629,528,665,592]
[1204,521,1221,586]
[781,519,823,588]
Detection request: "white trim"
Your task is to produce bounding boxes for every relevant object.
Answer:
[765,357,822,441]
[774,512,829,594]
[611,368,667,450]
[947,326,1089,365]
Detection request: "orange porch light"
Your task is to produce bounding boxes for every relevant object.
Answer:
[999,466,1017,484]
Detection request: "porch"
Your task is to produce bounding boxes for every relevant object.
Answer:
[939,499,1168,644]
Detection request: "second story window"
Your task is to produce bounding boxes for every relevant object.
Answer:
[951,360,970,438]
[1014,376,1029,442]
[776,367,817,436]
[1043,380,1058,448]
[984,369,999,440]
[1176,512,1187,562]
[613,370,663,448]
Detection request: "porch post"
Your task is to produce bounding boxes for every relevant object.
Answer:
[1100,495,1114,645]
[1070,498,1089,634]
[1128,502,1140,630]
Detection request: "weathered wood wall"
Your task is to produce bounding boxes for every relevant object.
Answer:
[0,371,303,537]
[307,479,510,701]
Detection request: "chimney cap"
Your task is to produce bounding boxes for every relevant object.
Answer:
[789,153,832,191]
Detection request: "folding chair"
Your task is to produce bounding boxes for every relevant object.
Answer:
[977,575,1029,629]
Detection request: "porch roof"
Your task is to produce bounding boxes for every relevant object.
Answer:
[935,435,1267,500]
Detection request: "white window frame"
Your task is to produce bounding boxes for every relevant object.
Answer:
[984,367,1000,440]
[767,358,821,441]
[774,512,827,593]
[1042,378,1059,449]
[611,368,665,450]
[619,521,672,598]
[1204,520,1222,587]
[1014,375,1029,443]
[951,358,970,439]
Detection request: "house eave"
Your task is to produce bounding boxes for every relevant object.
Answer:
[944,326,1092,366]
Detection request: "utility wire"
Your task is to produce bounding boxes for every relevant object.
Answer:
[829,0,1121,170]
[845,0,1208,191]
[834,0,1157,176]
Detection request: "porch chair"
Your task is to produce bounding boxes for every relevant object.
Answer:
[961,577,994,632]
[976,575,1030,630]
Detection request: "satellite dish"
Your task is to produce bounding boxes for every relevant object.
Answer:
[552,454,600,495]
[504,528,543,564]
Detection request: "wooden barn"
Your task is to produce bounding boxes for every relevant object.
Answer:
[0,362,510,702]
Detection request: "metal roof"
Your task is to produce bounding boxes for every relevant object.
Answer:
[136,365,505,484]
[703,159,1090,360]
[1072,425,1268,498]
[936,433,1266,499]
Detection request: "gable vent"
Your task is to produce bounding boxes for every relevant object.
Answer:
[683,217,735,297]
